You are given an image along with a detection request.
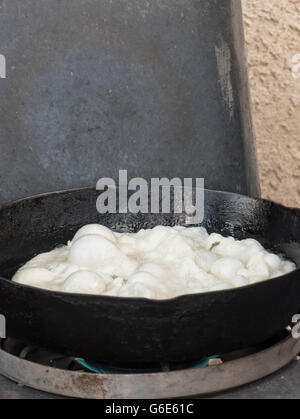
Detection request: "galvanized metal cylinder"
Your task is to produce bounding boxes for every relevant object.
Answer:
[0,0,260,204]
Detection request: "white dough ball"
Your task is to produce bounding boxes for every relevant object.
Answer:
[205,233,224,250]
[209,282,232,291]
[47,262,78,280]
[119,282,158,299]
[247,253,270,279]
[243,238,264,250]
[96,272,114,286]
[128,272,171,298]
[160,235,193,260]
[270,271,284,279]
[188,273,216,291]
[230,276,249,288]
[264,253,282,271]
[143,250,165,262]
[70,235,138,277]
[104,277,125,296]
[281,260,297,274]
[178,257,200,276]
[13,268,56,289]
[196,250,217,272]
[237,268,252,279]
[136,226,172,252]
[187,287,205,295]
[118,234,139,256]
[241,239,264,263]
[211,258,244,281]
[138,263,168,279]
[69,234,120,268]
[212,239,247,261]
[73,224,116,243]
[25,247,68,268]
[62,271,107,294]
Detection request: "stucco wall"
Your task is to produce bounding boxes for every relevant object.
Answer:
[242,0,300,208]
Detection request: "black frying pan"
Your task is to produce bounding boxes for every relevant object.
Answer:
[0,188,299,364]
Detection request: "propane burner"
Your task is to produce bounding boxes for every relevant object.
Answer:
[0,330,299,399]
[1,338,220,374]
[74,356,221,375]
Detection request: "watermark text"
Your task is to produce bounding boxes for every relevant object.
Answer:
[0,314,6,339]
[0,55,6,79]
[96,170,205,224]
[292,314,300,339]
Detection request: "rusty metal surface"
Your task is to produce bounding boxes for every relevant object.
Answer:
[0,335,300,399]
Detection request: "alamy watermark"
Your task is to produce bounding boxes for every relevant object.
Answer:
[0,55,6,79]
[0,314,6,339]
[292,314,300,340]
[96,170,204,224]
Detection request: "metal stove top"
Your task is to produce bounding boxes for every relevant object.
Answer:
[0,333,299,399]
[1,360,300,399]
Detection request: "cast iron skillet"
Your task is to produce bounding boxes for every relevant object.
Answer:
[0,188,299,364]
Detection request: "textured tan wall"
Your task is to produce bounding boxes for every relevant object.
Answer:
[242,0,300,208]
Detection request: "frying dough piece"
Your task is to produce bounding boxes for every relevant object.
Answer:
[12,224,297,299]
[62,271,107,294]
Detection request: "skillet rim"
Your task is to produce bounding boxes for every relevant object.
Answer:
[0,186,299,304]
